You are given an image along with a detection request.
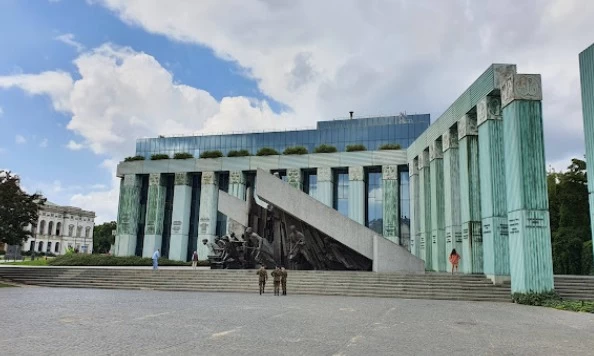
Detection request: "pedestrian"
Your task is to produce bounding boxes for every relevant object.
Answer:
[257,265,268,295]
[271,266,281,296]
[449,248,460,274]
[281,266,288,296]
[192,250,199,270]
[152,248,160,271]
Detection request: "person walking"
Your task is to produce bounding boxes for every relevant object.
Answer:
[280,266,288,296]
[152,249,160,271]
[257,265,268,295]
[192,250,199,270]
[271,266,282,296]
[449,249,460,274]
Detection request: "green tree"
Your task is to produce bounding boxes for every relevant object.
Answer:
[93,221,117,254]
[0,171,46,246]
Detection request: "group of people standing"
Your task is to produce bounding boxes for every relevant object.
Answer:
[257,266,287,296]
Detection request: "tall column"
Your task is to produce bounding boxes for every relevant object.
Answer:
[418,150,432,269]
[228,171,246,201]
[197,172,219,260]
[316,167,333,207]
[478,96,510,283]
[579,44,594,258]
[430,141,446,271]
[348,166,365,224]
[501,74,553,293]
[409,159,420,256]
[287,168,303,191]
[142,173,167,258]
[443,127,462,268]
[458,114,482,274]
[168,173,192,261]
[382,165,400,244]
[115,174,141,256]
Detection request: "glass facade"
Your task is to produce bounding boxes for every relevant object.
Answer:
[135,114,430,158]
[365,169,383,234]
[333,170,349,217]
[303,170,317,198]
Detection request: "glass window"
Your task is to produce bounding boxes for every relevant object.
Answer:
[333,170,349,217]
[366,171,383,234]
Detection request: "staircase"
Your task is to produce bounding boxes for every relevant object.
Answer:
[554,275,594,300]
[0,267,511,302]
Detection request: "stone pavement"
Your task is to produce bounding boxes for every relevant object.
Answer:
[0,287,593,356]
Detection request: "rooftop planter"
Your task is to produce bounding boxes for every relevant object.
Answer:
[173,152,194,159]
[227,149,251,157]
[199,150,223,159]
[379,143,401,150]
[346,144,366,152]
[256,147,280,156]
[283,146,308,155]
[150,154,170,160]
[124,155,145,162]
[313,144,337,153]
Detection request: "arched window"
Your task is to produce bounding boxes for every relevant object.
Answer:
[56,222,62,236]
[48,221,54,236]
[47,241,52,252]
[77,226,82,237]
[55,242,60,253]
[29,241,35,251]
[38,241,44,252]
[39,220,46,235]
[68,225,74,237]
[85,226,91,238]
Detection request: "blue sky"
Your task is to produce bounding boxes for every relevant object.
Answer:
[1,0,593,223]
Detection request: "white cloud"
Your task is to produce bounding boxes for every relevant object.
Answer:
[15,135,26,144]
[0,71,73,112]
[39,138,48,148]
[54,33,85,52]
[66,140,84,151]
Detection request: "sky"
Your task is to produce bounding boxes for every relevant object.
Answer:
[0,0,593,224]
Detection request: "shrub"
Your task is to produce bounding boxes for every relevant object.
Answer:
[199,150,223,159]
[256,147,280,156]
[346,144,366,152]
[313,144,337,153]
[47,254,208,266]
[227,149,251,157]
[150,154,170,160]
[173,152,194,159]
[283,146,308,155]
[379,143,401,150]
[124,155,145,162]
[511,291,560,306]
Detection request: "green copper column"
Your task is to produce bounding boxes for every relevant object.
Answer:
[197,172,219,260]
[229,171,246,201]
[418,150,432,269]
[168,173,192,261]
[478,96,510,283]
[287,168,303,191]
[410,158,420,256]
[382,165,400,244]
[348,166,365,224]
[579,43,594,257]
[443,127,462,268]
[316,167,333,207]
[430,141,446,271]
[115,174,141,256]
[502,74,554,293]
[142,173,167,258]
[458,113,483,274]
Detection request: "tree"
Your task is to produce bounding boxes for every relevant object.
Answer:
[0,170,46,246]
[93,221,117,254]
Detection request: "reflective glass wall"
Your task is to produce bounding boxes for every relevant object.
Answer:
[135,114,430,158]
[365,169,383,234]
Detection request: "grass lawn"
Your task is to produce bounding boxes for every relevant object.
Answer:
[0,283,15,287]
[3,258,50,266]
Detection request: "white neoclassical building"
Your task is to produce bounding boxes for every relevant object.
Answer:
[23,201,96,255]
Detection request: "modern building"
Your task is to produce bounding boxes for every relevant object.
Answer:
[23,201,96,255]
[114,114,429,264]
[579,43,594,259]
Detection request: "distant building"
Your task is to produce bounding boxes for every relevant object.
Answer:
[23,201,96,255]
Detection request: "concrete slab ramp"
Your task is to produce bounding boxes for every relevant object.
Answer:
[255,169,425,273]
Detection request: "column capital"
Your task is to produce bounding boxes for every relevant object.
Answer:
[418,150,430,169]
[501,74,542,108]
[493,64,517,89]
[442,127,458,151]
[123,174,138,186]
[317,167,332,182]
[201,171,217,185]
[149,173,163,186]
[429,140,443,161]
[174,172,191,186]
[409,159,419,176]
[229,171,245,184]
[349,166,364,181]
[287,168,302,185]
[382,165,399,180]
[458,113,478,139]
[477,95,502,126]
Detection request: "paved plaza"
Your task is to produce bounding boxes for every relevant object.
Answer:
[0,287,593,355]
